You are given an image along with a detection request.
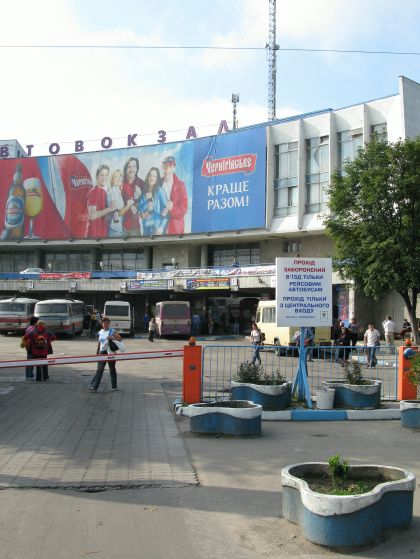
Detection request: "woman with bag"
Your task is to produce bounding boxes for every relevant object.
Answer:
[89,316,122,392]
[23,320,56,382]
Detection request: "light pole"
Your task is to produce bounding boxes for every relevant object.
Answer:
[231,93,239,130]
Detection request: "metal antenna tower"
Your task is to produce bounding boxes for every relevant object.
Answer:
[266,0,278,120]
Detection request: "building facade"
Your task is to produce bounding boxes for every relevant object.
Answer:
[0,76,419,332]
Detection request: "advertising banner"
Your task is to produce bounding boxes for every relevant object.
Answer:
[128,279,169,290]
[186,278,230,290]
[192,127,266,232]
[276,257,332,327]
[0,128,266,241]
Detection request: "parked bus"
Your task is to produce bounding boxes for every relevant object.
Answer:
[103,301,134,336]
[0,297,39,334]
[256,300,331,352]
[34,298,85,336]
[155,301,191,337]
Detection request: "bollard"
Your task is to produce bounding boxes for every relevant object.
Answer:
[183,344,202,404]
[398,346,418,400]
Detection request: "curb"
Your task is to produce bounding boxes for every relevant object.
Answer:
[174,402,400,421]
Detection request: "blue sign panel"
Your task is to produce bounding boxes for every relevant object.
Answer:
[191,127,266,233]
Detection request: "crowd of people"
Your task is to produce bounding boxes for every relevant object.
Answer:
[85,156,188,239]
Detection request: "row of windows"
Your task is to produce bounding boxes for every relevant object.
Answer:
[274,125,387,216]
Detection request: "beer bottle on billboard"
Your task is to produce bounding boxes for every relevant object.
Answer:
[1,163,26,239]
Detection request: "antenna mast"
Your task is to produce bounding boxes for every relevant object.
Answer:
[267,0,278,120]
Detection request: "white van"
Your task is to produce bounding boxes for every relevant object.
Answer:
[103,301,134,336]
[256,300,331,351]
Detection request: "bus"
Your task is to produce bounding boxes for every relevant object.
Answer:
[256,300,331,352]
[155,301,191,337]
[103,301,134,336]
[34,298,85,336]
[0,297,39,334]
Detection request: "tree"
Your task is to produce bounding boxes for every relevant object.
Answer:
[325,137,420,343]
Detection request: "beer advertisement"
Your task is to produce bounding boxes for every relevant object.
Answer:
[0,128,266,241]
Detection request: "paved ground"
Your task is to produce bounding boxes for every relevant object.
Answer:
[0,335,418,558]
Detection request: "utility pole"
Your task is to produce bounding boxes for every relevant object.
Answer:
[266,0,279,120]
[231,93,240,129]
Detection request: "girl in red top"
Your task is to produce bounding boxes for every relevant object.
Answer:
[23,320,56,381]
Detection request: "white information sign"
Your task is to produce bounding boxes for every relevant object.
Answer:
[276,257,332,327]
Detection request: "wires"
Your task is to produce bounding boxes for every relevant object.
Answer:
[0,44,418,55]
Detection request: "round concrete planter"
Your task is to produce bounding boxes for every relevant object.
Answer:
[326,380,381,409]
[400,400,420,429]
[231,381,292,410]
[281,462,415,548]
[189,400,262,435]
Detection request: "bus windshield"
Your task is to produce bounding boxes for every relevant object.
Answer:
[0,303,26,312]
[105,305,129,317]
[162,304,190,319]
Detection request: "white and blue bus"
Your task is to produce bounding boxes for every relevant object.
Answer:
[34,298,85,336]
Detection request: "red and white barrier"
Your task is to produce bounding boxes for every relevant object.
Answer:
[0,349,184,370]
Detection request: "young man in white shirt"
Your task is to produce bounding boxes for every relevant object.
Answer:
[382,315,395,349]
[363,324,381,368]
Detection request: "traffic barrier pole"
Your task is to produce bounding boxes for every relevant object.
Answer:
[398,346,418,400]
[183,344,202,404]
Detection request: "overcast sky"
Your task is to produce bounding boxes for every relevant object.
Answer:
[1,0,419,155]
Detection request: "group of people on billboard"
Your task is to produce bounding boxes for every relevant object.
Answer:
[86,155,188,239]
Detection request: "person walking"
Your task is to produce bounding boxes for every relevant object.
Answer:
[191,312,201,336]
[23,320,56,382]
[348,317,360,347]
[337,326,352,366]
[148,317,156,342]
[382,315,396,350]
[21,316,38,380]
[89,316,121,392]
[250,322,262,365]
[90,309,100,338]
[143,312,150,333]
[363,323,381,369]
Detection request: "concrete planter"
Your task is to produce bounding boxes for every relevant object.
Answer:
[400,400,420,429]
[189,400,262,435]
[231,381,292,410]
[326,380,381,409]
[281,462,415,548]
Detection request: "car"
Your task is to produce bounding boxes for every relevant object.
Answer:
[19,268,44,275]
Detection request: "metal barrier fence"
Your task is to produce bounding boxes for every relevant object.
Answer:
[201,345,398,401]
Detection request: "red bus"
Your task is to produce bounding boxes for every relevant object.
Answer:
[154,301,191,337]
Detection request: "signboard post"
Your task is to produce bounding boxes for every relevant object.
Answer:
[276,257,332,407]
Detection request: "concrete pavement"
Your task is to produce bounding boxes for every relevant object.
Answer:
[0,335,418,558]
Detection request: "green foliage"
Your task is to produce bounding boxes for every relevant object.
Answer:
[345,361,370,385]
[324,137,420,342]
[406,353,420,388]
[328,454,350,489]
[234,362,286,385]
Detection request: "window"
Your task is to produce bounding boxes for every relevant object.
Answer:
[262,306,275,323]
[101,250,145,271]
[283,240,301,254]
[337,129,363,173]
[274,141,298,216]
[209,244,260,266]
[45,251,92,272]
[370,123,387,143]
[306,136,329,213]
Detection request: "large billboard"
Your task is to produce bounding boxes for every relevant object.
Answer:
[0,127,266,241]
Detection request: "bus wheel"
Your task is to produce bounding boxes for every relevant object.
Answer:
[274,340,281,356]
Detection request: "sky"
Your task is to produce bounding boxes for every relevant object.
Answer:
[1,0,419,156]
